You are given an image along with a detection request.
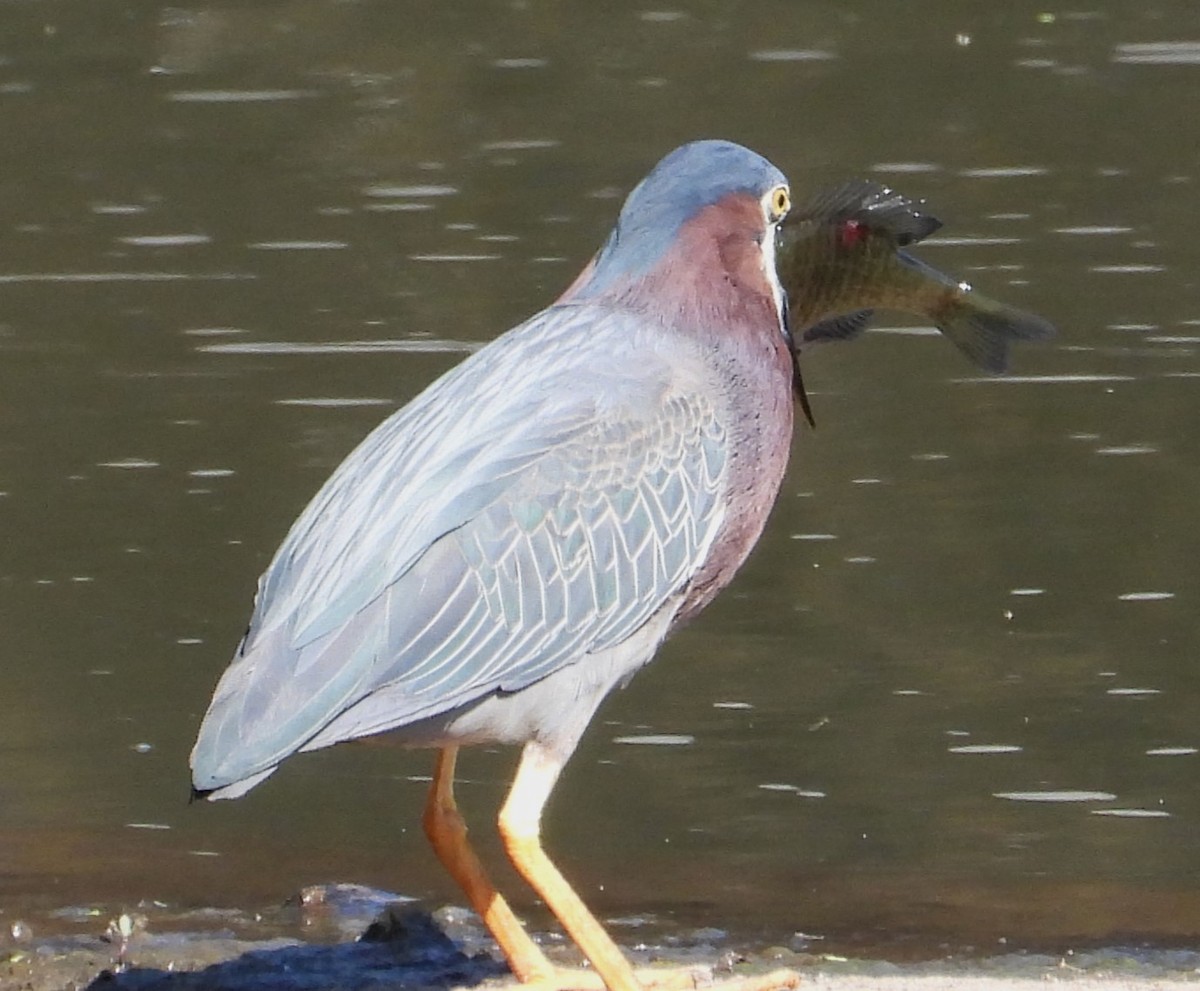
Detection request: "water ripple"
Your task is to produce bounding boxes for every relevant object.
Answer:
[275,398,393,408]
[480,139,559,151]
[994,790,1116,803]
[248,240,349,251]
[167,89,320,103]
[1091,808,1171,818]
[870,162,941,174]
[1096,444,1158,455]
[749,49,837,62]
[952,374,1136,384]
[1090,264,1166,274]
[409,254,502,263]
[0,271,253,283]
[923,236,1022,247]
[757,783,826,798]
[948,744,1023,754]
[97,458,159,469]
[198,339,478,355]
[1054,226,1134,235]
[491,58,548,69]
[120,234,211,247]
[1113,41,1200,65]
[960,166,1049,178]
[93,204,148,215]
[363,184,457,198]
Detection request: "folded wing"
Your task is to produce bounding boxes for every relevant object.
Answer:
[191,305,729,795]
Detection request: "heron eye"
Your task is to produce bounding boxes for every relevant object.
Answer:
[766,185,790,221]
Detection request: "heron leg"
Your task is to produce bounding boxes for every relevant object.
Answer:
[422,745,557,983]
[498,740,642,991]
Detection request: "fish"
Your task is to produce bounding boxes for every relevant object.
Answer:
[776,179,1056,388]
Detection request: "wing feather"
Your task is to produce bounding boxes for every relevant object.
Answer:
[191,304,729,792]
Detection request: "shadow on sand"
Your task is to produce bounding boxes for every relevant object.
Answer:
[82,906,508,991]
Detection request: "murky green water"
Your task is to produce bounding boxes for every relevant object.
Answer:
[2,0,1200,955]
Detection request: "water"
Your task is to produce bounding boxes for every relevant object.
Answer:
[2,0,1200,955]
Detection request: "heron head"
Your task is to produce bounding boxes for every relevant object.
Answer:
[565,140,791,317]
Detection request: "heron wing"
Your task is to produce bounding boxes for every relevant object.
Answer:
[191,304,729,793]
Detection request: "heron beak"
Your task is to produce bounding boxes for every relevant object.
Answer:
[778,277,815,429]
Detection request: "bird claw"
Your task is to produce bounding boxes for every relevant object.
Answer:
[483,965,801,991]
[636,966,801,991]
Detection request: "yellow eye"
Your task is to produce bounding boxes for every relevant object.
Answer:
[767,184,790,221]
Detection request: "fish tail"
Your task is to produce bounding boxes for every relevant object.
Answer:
[936,292,1056,374]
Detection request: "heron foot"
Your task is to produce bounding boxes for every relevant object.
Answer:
[633,965,800,991]
[493,964,800,991]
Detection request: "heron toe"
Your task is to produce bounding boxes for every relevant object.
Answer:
[495,964,801,991]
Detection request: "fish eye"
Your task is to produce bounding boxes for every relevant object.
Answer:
[765,184,790,221]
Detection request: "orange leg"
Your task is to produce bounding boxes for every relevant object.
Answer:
[428,744,799,991]
[422,745,557,983]
[497,741,643,991]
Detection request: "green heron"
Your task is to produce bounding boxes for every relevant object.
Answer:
[192,140,800,991]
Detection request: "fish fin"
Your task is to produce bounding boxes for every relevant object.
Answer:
[938,296,1057,374]
[794,179,942,246]
[802,309,875,343]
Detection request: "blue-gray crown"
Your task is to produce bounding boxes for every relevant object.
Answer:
[580,140,787,297]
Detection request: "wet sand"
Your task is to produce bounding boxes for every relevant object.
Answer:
[3,886,1198,991]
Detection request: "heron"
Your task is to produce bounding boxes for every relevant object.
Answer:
[192,139,802,991]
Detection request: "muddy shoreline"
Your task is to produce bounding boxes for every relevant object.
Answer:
[4,885,1199,991]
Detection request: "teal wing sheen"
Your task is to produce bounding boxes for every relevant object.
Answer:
[191,304,729,793]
